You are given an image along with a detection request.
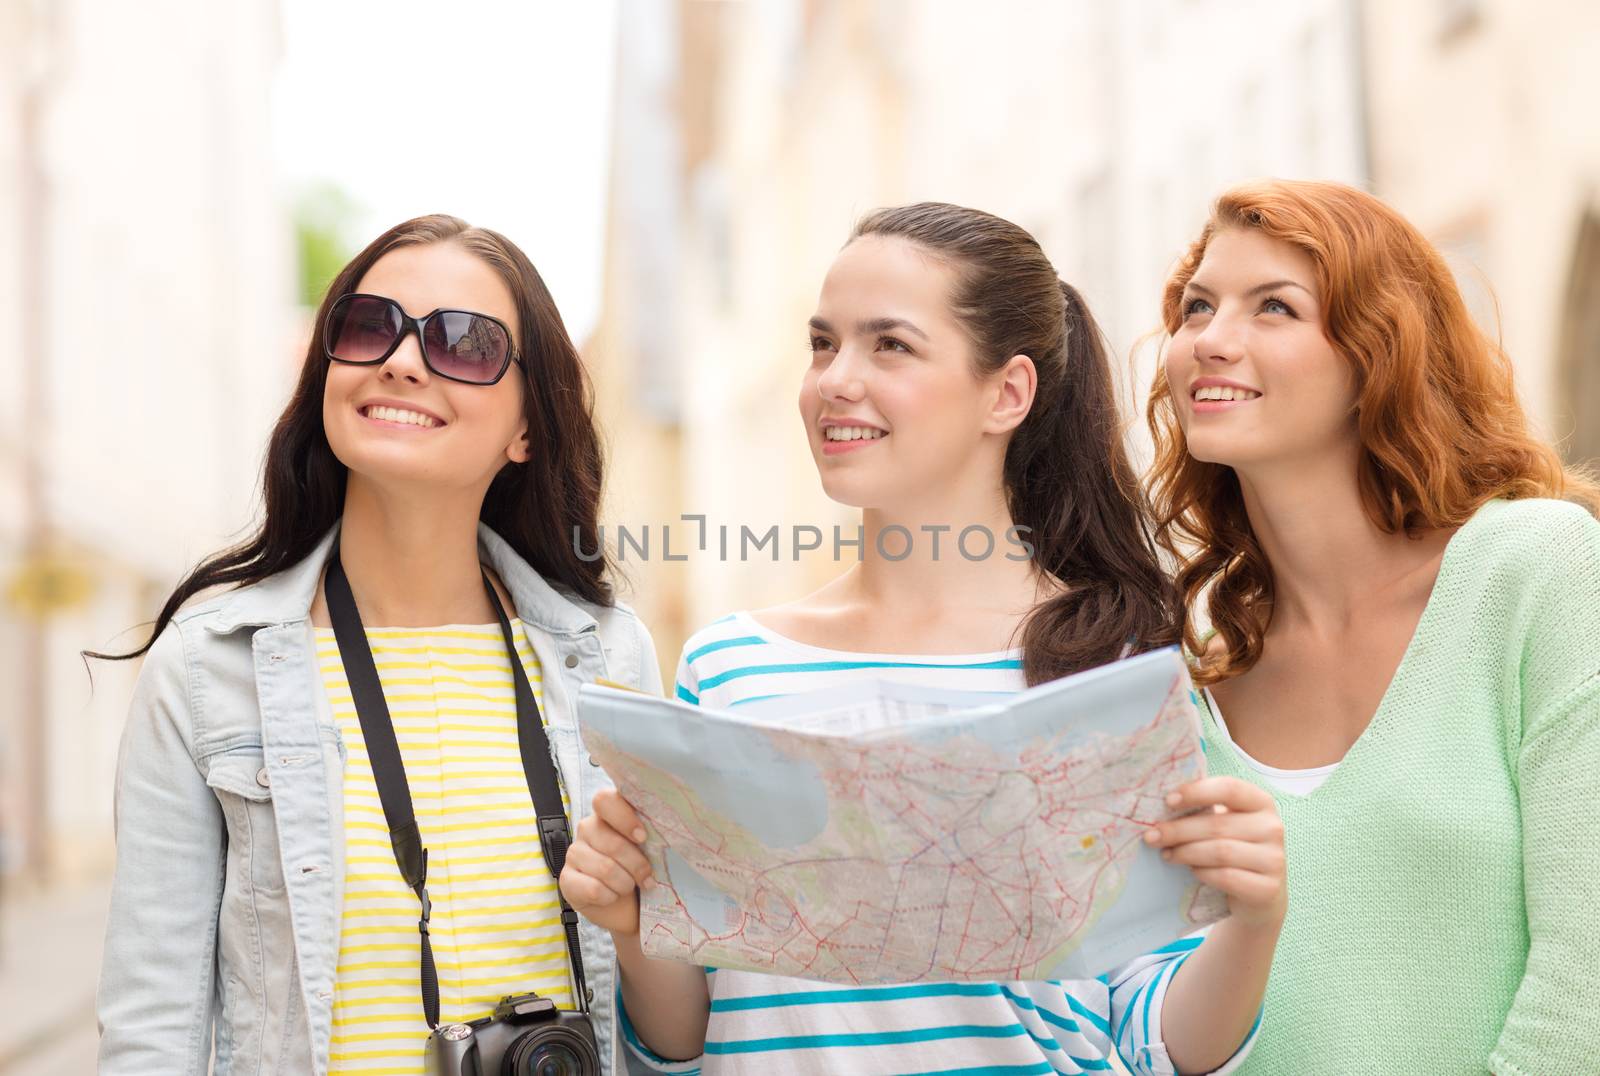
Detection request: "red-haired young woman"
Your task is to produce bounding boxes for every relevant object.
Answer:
[1148,179,1600,1075]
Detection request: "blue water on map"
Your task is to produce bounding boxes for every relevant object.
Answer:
[663,846,733,924]
[579,694,830,848]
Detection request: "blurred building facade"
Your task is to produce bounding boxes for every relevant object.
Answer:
[1362,0,1600,465]
[589,0,1368,676]
[0,0,295,886]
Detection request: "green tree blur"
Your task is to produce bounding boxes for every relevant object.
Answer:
[293,182,361,308]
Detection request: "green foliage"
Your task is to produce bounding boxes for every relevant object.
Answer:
[293,183,361,308]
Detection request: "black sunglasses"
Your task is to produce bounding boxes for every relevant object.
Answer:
[324,293,522,385]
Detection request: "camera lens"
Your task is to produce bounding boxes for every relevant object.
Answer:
[530,1044,579,1076]
[506,1028,599,1076]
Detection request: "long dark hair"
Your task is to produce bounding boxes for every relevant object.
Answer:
[98,214,612,660]
[852,203,1179,684]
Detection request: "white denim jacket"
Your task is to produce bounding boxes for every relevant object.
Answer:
[96,524,662,1075]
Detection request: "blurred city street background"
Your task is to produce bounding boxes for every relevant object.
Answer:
[3,1,1599,1071]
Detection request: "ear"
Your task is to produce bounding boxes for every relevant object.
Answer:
[506,419,531,464]
[983,354,1037,435]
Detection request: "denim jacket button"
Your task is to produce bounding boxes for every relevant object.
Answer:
[564,654,579,669]
[256,768,271,788]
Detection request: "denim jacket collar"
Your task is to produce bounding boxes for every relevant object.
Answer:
[207,523,601,637]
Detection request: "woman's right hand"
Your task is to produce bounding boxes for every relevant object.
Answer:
[559,788,657,937]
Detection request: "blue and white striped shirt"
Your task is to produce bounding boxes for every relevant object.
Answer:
[620,613,1256,1076]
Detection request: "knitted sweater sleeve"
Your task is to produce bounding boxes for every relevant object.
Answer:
[1489,503,1600,1076]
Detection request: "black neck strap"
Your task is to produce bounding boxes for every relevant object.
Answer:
[323,541,591,1027]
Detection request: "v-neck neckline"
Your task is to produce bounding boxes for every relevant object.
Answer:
[1206,501,1494,802]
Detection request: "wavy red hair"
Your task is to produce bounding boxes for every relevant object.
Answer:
[1147,179,1599,685]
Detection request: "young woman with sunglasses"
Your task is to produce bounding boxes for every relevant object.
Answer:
[1148,180,1600,1074]
[560,204,1285,1075]
[95,216,660,1074]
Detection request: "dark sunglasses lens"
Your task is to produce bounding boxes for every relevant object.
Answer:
[328,295,402,363]
[424,311,511,382]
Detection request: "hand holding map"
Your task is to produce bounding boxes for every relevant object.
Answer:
[577,647,1226,985]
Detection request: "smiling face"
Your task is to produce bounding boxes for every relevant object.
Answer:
[322,241,530,494]
[1164,227,1358,472]
[800,235,1022,510]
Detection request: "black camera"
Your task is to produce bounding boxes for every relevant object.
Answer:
[425,992,601,1076]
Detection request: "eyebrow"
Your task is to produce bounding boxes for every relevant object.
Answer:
[808,315,930,341]
[1184,279,1315,301]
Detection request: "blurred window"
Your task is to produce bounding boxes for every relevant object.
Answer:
[1436,0,1483,44]
[1561,211,1600,467]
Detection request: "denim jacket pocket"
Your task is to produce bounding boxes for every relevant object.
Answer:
[205,747,307,1074]
[205,748,288,895]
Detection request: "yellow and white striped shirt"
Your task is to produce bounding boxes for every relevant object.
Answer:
[316,620,571,1074]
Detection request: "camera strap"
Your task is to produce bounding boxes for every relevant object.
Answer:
[324,542,592,1029]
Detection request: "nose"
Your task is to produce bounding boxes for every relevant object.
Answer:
[379,324,431,385]
[815,343,867,402]
[1191,307,1245,365]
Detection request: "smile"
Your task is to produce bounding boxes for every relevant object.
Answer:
[821,425,887,456]
[1190,384,1261,413]
[1192,385,1261,402]
[824,426,886,442]
[360,404,444,429]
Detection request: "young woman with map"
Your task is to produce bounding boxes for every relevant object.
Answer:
[560,203,1287,1075]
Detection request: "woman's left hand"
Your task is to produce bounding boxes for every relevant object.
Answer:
[1144,776,1287,929]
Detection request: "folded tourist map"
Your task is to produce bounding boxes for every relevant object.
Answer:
[577,647,1226,984]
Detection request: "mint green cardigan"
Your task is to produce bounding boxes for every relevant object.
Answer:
[1196,498,1599,1075]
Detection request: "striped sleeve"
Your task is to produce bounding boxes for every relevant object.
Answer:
[1105,929,1260,1075]
[618,983,704,1075]
[673,640,701,705]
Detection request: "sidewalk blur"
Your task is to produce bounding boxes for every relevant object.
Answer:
[0,876,109,1074]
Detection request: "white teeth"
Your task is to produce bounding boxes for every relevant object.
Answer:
[365,405,441,428]
[1193,385,1261,402]
[825,425,886,441]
